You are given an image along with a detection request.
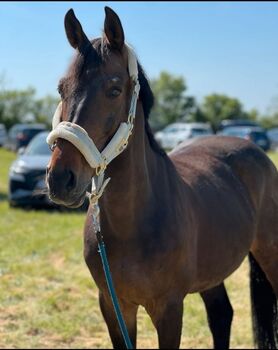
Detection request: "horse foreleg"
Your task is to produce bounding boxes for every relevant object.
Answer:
[145,296,184,349]
[99,291,138,349]
[200,283,233,349]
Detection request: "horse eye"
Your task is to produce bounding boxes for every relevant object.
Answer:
[109,88,122,98]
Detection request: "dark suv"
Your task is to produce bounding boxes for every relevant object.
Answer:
[218,126,271,152]
[218,119,260,132]
[6,124,48,151]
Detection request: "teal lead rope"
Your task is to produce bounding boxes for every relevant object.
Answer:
[90,176,133,349]
[96,231,133,349]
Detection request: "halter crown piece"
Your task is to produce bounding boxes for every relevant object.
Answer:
[46,44,140,205]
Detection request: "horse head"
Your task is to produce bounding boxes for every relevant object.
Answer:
[46,7,137,208]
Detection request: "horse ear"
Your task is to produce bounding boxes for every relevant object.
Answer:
[64,9,90,52]
[104,7,125,51]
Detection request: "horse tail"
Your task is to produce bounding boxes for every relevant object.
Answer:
[249,252,278,349]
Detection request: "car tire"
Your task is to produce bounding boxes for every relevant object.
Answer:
[8,201,17,208]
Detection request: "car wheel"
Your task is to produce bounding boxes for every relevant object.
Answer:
[8,201,18,208]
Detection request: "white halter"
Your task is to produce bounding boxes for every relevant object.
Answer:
[46,44,140,204]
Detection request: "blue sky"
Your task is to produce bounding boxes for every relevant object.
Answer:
[1,1,278,114]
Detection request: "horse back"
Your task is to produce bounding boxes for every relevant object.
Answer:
[168,136,277,292]
[169,135,275,213]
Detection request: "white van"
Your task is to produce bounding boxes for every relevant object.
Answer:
[154,122,214,150]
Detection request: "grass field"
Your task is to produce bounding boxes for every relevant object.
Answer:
[0,148,277,349]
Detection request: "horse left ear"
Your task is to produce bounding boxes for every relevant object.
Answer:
[64,9,91,52]
[104,7,125,51]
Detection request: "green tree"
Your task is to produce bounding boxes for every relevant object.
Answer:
[0,87,36,129]
[0,74,59,129]
[245,108,260,121]
[201,94,244,131]
[150,71,190,130]
[259,113,278,129]
[32,95,60,128]
[183,97,208,123]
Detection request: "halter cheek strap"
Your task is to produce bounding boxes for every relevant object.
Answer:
[46,44,140,203]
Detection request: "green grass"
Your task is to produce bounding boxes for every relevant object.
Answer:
[0,148,277,349]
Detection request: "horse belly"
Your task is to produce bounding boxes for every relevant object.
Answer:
[188,193,256,293]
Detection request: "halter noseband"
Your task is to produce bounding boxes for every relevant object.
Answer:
[46,44,140,203]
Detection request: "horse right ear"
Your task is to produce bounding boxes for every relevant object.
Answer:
[104,7,125,51]
[64,9,90,52]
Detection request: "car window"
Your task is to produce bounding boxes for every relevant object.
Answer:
[24,133,51,156]
[267,130,278,138]
[9,125,24,137]
[191,128,212,137]
[250,132,268,140]
[164,125,188,133]
[23,128,46,137]
[221,129,248,137]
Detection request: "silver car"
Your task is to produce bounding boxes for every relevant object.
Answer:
[154,122,214,150]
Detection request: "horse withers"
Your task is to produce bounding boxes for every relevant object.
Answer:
[46,7,278,349]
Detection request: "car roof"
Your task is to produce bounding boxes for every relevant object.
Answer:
[220,119,259,126]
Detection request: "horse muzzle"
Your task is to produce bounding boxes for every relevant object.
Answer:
[46,165,88,208]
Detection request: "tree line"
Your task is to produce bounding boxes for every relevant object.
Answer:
[150,71,278,132]
[0,71,277,132]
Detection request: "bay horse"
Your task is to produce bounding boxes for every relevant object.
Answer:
[46,7,278,349]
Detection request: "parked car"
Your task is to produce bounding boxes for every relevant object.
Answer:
[8,131,53,208]
[267,127,278,151]
[218,119,260,131]
[5,123,47,152]
[0,124,7,146]
[8,131,89,210]
[218,126,271,152]
[155,122,214,150]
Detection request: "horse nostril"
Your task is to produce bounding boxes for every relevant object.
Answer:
[66,170,76,191]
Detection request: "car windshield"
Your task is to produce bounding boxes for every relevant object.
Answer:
[221,128,249,138]
[24,132,51,156]
[191,128,211,137]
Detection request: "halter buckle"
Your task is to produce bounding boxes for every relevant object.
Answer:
[96,163,106,176]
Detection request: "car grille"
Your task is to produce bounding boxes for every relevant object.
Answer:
[10,169,47,192]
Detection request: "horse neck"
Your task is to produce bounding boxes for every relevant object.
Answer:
[100,103,176,240]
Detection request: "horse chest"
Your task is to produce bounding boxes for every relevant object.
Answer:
[84,230,181,303]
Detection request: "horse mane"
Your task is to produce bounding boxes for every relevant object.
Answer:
[137,62,167,156]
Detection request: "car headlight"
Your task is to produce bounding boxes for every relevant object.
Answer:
[154,132,163,141]
[9,160,28,175]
